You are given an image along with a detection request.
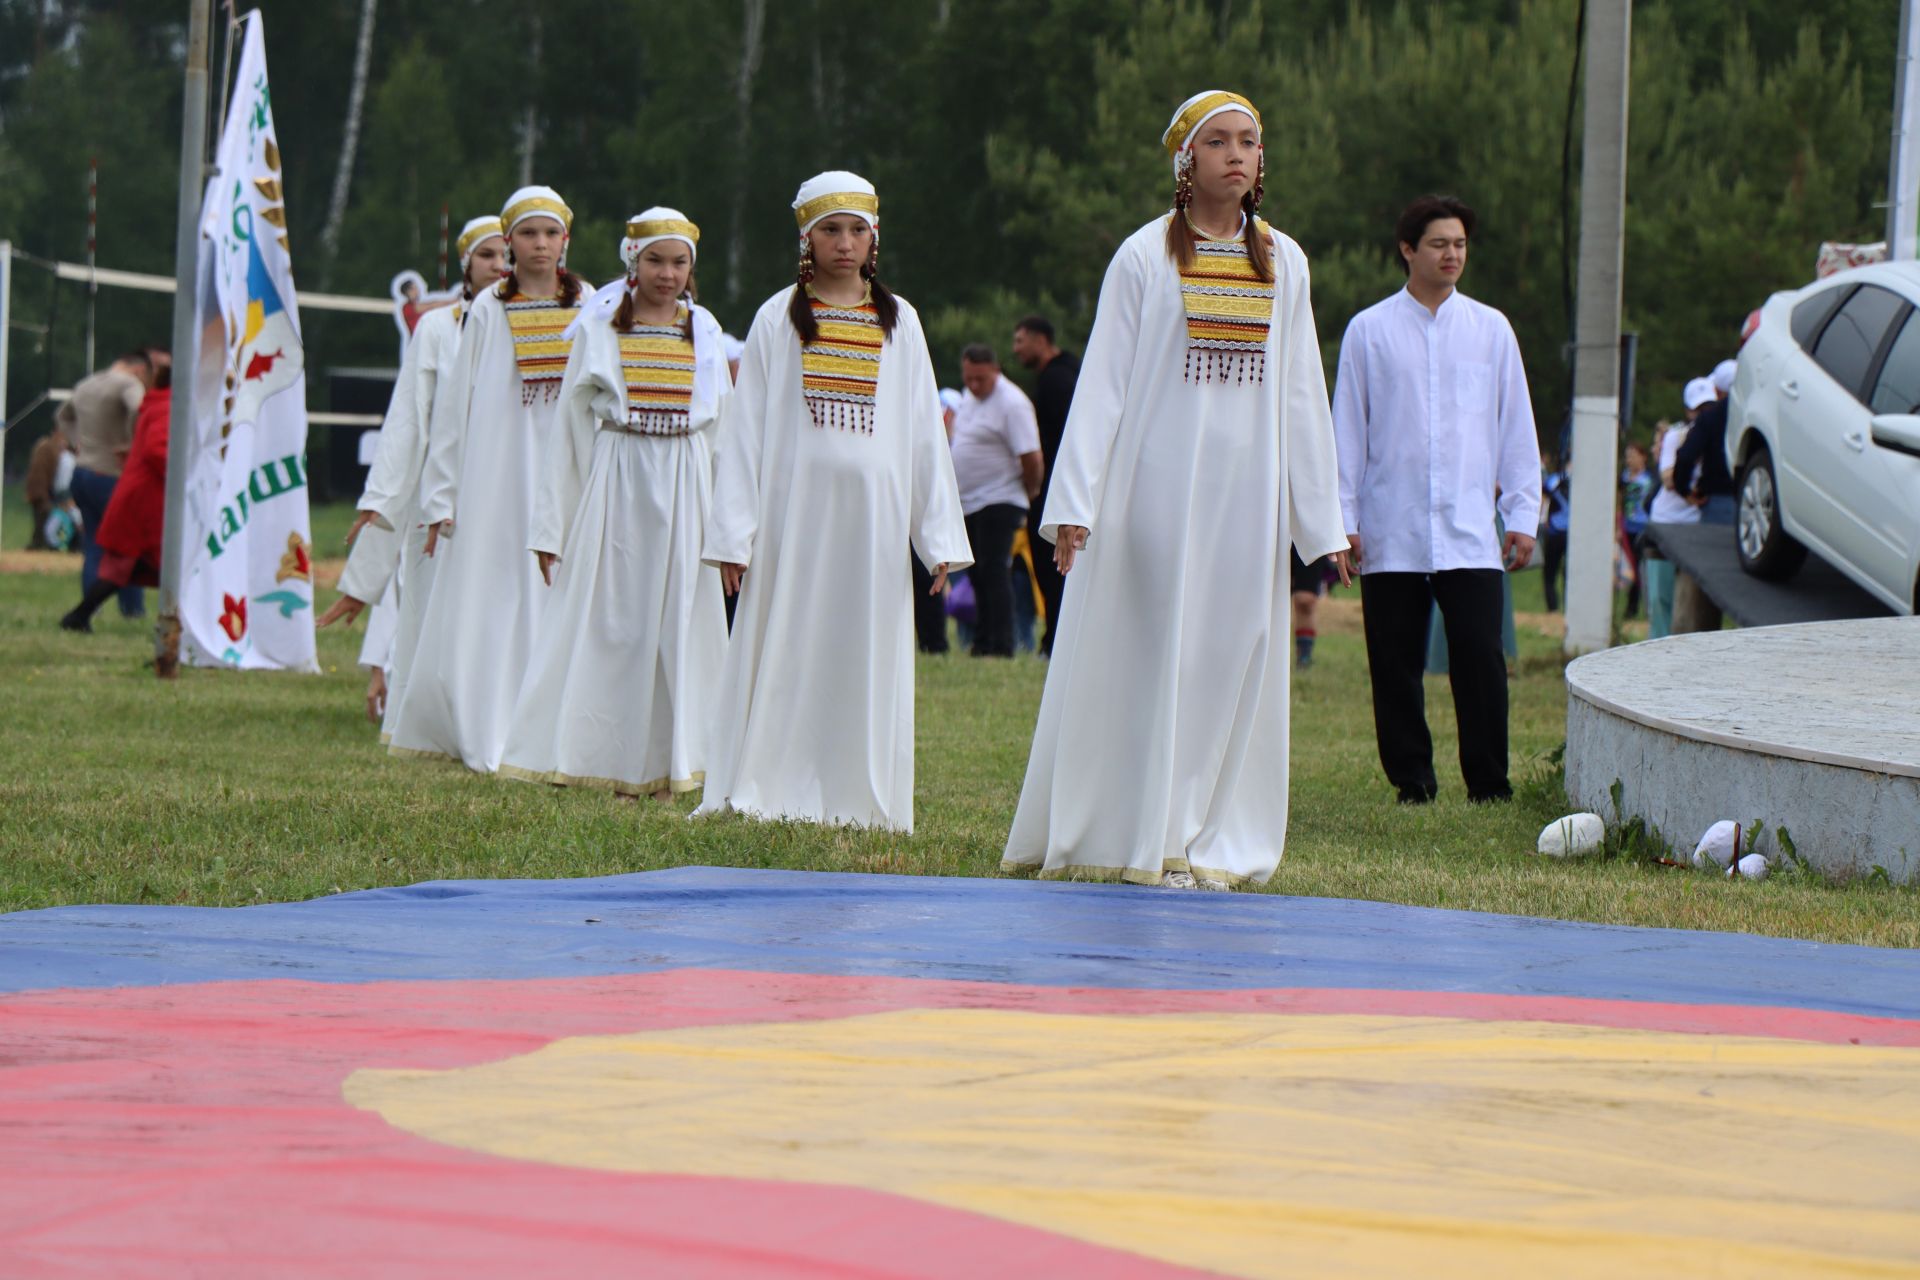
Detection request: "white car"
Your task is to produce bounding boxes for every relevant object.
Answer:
[1727,261,1920,615]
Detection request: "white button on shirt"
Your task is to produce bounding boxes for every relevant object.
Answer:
[1332,288,1542,574]
[949,373,1041,515]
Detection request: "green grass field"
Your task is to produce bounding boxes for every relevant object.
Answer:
[2,491,1913,946]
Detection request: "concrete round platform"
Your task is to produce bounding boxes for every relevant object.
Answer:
[1565,617,1920,883]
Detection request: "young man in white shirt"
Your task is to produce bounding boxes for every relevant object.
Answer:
[950,344,1043,657]
[1332,195,1541,805]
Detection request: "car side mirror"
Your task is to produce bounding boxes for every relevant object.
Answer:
[1869,414,1920,459]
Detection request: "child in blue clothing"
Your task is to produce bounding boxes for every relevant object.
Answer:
[1619,440,1654,618]
[1540,450,1570,612]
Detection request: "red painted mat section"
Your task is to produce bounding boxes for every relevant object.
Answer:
[5,968,1916,1278]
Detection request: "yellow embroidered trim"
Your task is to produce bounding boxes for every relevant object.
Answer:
[503,295,578,404]
[456,218,504,260]
[801,295,881,432]
[793,191,879,229]
[1163,91,1262,154]
[619,305,697,435]
[499,763,706,797]
[1179,216,1274,384]
[626,217,699,243]
[502,195,572,230]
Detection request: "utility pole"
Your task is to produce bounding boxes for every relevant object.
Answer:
[1891,0,1919,260]
[157,0,214,680]
[1563,0,1631,656]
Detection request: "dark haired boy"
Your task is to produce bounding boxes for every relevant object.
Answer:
[1331,195,1541,805]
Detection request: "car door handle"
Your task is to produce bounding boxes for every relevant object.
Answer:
[1843,430,1867,452]
[1780,379,1799,400]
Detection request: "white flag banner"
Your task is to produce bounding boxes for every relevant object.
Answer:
[181,10,318,672]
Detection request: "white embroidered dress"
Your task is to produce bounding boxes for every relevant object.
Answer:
[335,302,463,740]
[387,284,580,772]
[1003,218,1348,885]
[696,289,972,832]
[500,296,731,795]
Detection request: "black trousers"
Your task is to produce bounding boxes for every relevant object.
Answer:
[1026,501,1065,655]
[964,503,1025,657]
[911,553,948,653]
[1360,570,1511,801]
[1541,529,1568,612]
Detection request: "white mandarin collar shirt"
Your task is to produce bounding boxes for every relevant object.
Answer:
[1331,287,1541,574]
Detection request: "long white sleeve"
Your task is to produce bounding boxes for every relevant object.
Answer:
[417,293,492,528]
[358,308,446,530]
[1278,239,1350,564]
[1039,239,1146,545]
[702,301,774,568]
[1330,314,1370,538]
[1492,316,1542,536]
[529,331,606,557]
[898,307,974,574]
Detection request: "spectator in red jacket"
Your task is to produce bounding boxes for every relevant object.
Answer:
[60,352,171,632]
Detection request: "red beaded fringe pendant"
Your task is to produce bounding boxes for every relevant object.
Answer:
[1184,348,1267,386]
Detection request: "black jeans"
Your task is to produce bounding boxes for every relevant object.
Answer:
[1360,570,1511,801]
[70,466,145,618]
[1026,501,1065,655]
[911,553,948,654]
[963,503,1025,657]
[1541,529,1567,612]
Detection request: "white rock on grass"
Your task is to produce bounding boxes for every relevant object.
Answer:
[1537,813,1606,858]
[1691,820,1744,869]
[1728,853,1771,881]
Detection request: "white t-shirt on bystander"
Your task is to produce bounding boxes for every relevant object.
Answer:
[949,373,1041,515]
[1650,425,1702,525]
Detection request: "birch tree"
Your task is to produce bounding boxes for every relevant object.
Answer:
[724,0,766,305]
[315,0,377,288]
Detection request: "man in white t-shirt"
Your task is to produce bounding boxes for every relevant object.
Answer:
[1642,376,1713,639]
[950,344,1043,657]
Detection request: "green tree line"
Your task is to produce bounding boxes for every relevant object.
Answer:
[0,0,1895,472]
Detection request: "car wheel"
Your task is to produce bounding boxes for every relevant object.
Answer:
[1735,447,1807,581]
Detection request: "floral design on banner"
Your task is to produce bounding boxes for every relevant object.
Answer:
[275,530,311,584]
[220,593,249,642]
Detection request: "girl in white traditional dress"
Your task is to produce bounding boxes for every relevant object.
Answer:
[1002,91,1352,889]
[697,171,972,833]
[500,209,731,801]
[317,216,509,742]
[388,185,588,773]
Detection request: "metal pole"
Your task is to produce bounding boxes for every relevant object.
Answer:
[1891,0,1920,260]
[157,0,214,680]
[85,158,98,374]
[0,241,11,553]
[1563,0,1631,656]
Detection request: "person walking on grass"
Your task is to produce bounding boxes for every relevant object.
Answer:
[500,208,732,802]
[697,171,971,833]
[1012,314,1081,655]
[387,187,588,773]
[950,343,1043,658]
[1003,91,1351,891]
[316,214,509,740]
[60,350,156,621]
[59,351,172,632]
[1643,378,1711,640]
[1332,194,1539,806]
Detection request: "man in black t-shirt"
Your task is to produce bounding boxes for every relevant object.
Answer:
[1012,314,1082,656]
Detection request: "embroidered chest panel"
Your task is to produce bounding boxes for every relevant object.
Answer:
[619,308,697,435]
[1179,222,1275,384]
[503,295,576,404]
[800,298,882,432]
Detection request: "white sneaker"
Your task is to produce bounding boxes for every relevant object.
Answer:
[1161,870,1197,889]
[1196,877,1231,892]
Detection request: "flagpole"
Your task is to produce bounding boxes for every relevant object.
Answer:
[156,0,214,680]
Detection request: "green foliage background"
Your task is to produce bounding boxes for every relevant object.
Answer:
[0,0,1895,471]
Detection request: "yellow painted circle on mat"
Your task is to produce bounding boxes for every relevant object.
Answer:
[346,1009,1920,1278]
